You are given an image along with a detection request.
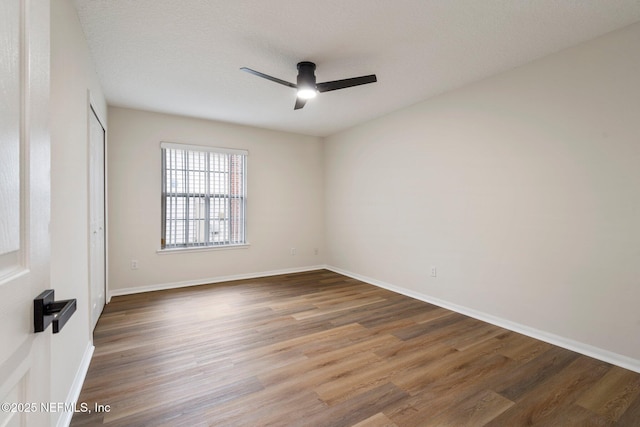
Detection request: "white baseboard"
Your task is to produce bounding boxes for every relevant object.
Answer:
[326,265,640,374]
[57,342,95,427]
[108,265,326,301]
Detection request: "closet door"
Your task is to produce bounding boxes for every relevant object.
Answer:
[89,106,106,330]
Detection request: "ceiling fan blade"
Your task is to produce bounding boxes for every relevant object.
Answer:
[240,67,296,89]
[316,74,377,93]
[294,97,307,110]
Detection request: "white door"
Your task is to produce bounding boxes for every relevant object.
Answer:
[89,107,106,330]
[0,0,52,426]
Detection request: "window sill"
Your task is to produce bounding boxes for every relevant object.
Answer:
[157,244,250,255]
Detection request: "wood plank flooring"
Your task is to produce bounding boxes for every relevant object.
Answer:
[71,270,640,426]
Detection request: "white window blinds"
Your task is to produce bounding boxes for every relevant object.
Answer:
[161,142,247,249]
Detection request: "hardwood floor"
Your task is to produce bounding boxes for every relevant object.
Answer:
[71,270,640,426]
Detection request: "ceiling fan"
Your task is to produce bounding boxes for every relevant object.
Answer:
[240,61,377,110]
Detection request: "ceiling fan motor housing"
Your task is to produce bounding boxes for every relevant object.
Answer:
[297,61,317,88]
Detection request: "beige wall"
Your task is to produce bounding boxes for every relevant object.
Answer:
[107,108,324,293]
[50,0,107,425]
[325,23,640,364]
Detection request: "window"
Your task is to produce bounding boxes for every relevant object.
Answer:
[161,142,247,250]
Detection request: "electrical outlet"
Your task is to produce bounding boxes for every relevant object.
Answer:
[430,266,437,277]
[131,260,139,270]
[290,248,296,256]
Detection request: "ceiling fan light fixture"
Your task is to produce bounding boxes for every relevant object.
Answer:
[297,87,317,99]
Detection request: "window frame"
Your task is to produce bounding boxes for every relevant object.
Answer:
[159,142,248,252]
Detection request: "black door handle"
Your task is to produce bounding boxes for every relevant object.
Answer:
[34,290,77,334]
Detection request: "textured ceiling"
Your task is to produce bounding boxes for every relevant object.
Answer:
[73,0,640,137]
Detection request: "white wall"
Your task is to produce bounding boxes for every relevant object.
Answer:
[325,23,640,366]
[107,107,324,294]
[50,0,107,425]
